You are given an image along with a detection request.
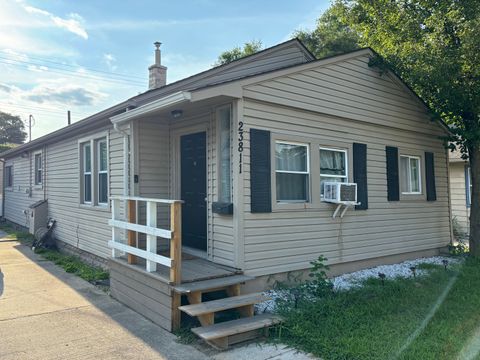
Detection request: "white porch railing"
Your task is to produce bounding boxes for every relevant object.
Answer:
[108,195,183,285]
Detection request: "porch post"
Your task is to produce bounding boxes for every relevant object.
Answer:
[127,199,137,264]
[170,201,182,331]
[170,201,182,284]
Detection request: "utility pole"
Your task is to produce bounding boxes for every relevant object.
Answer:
[27,114,35,142]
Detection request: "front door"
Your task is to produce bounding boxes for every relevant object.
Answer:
[180,132,207,251]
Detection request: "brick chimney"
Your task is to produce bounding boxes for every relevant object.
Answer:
[148,42,167,89]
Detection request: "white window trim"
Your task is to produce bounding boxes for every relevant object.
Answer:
[5,164,13,189]
[400,155,422,195]
[34,152,43,186]
[97,138,109,206]
[78,131,109,209]
[319,146,348,198]
[82,142,93,204]
[216,104,233,204]
[275,140,310,203]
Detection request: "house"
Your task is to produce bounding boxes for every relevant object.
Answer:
[449,150,470,236]
[1,39,452,347]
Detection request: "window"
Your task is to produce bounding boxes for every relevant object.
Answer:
[34,153,42,185]
[97,139,108,204]
[5,165,13,188]
[275,142,309,202]
[400,155,421,194]
[82,142,92,203]
[217,105,231,203]
[320,147,347,197]
[81,137,108,206]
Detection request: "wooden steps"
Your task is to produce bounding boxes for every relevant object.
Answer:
[173,274,254,294]
[176,274,282,350]
[191,314,282,349]
[179,293,268,316]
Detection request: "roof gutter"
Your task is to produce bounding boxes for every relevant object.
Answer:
[110,91,192,124]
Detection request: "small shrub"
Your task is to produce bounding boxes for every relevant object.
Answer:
[306,255,334,297]
[448,241,469,256]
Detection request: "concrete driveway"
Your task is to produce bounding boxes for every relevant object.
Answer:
[0,236,313,360]
[0,237,211,360]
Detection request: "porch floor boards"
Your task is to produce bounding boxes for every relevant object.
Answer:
[121,254,239,284]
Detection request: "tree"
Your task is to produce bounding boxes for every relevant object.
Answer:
[324,0,480,255]
[0,111,27,145]
[215,40,263,66]
[294,2,360,58]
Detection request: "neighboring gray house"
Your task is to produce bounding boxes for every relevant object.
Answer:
[449,150,470,236]
[1,39,452,347]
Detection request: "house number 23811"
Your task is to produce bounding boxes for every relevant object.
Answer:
[238,121,244,174]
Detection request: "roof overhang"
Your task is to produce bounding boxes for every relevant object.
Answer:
[110,91,192,124]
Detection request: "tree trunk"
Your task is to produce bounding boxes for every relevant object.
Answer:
[469,147,480,256]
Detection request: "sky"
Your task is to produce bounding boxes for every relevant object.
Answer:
[0,0,329,139]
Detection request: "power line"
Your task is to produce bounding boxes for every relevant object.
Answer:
[0,58,147,87]
[0,53,148,82]
[0,103,90,118]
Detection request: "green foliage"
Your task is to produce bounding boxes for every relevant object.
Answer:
[337,0,480,147]
[0,111,27,145]
[272,259,480,359]
[294,2,361,58]
[306,255,333,297]
[451,216,468,240]
[448,242,469,256]
[35,248,109,282]
[273,256,333,311]
[215,40,263,66]
[174,327,197,345]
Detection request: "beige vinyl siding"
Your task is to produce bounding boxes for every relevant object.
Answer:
[3,126,125,259]
[240,55,450,276]
[4,151,45,227]
[136,117,171,250]
[243,55,441,136]
[45,127,124,258]
[449,161,469,234]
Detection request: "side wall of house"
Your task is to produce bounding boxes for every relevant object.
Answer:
[4,150,45,228]
[4,125,126,259]
[239,54,451,277]
[449,161,469,235]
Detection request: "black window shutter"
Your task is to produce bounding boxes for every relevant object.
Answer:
[425,152,437,201]
[353,143,368,210]
[250,128,272,213]
[386,146,400,201]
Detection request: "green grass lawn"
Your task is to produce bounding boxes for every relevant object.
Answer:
[273,257,480,360]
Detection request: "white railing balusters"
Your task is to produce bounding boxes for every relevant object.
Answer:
[108,196,183,280]
[145,201,157,272]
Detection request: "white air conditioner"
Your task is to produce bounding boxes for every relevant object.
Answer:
[323,182,358,204]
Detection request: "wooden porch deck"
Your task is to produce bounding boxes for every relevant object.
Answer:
[119,253,239,284]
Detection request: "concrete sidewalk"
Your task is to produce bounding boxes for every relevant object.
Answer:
[0,237,313,360]
[0,237,210,360]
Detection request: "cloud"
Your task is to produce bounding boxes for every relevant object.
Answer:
[22,4,88,39]
[0,84,14,93]
[103,53,117,71]
[26,85,106,106]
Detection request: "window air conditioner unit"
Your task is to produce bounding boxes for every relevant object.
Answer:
[323,182,358,204]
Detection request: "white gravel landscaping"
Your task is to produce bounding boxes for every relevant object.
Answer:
[256,256,462,314]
